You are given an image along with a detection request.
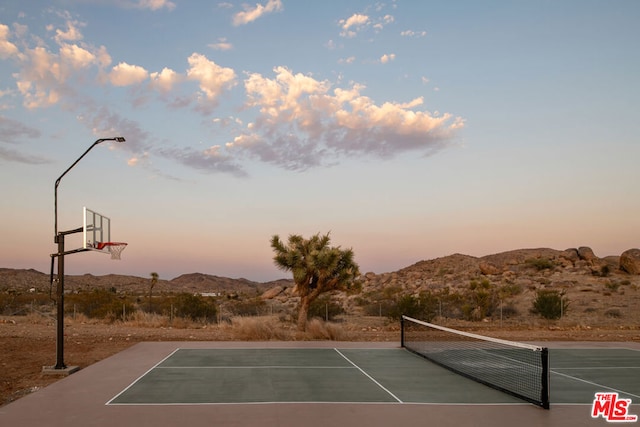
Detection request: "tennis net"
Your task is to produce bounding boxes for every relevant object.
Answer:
[401,315,550,409]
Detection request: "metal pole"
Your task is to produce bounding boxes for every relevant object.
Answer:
[50,136,125,371]
[55,234,66,369]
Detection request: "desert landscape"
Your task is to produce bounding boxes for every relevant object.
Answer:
[2,246,639,407]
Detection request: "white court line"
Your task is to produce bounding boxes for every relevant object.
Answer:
[106,347,181,405]
[556,367,640,370]
[334,348,403,403]
[154,366,354,369]
[551,369,640,400]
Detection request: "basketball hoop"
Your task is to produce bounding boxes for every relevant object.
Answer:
[95,242,128,260]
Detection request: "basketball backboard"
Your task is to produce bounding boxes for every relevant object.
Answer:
[83,207,111,254]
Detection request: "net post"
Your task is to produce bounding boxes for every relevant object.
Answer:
[400,315,405,348]
[541,347,550,409]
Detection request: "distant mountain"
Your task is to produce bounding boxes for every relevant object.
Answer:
[0,268,291,295]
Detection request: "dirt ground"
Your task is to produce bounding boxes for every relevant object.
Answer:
[2,315,640,408]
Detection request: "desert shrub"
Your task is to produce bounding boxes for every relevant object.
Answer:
[308,294,345,321]
[605,281,621,293]
[604,308,622,318]
[172,293,217,322]
[499,283,523,298]
[499,303,519,318]
[388,294,422,320]
[593,264,611,277]
[65,289,134,320]
[0,291,52,316]
[525,258,555,271]
[461,279,498,321]
[531,290,568,320]
[225,297,266,316]
[363,299,402,317]
[387,291,439,322]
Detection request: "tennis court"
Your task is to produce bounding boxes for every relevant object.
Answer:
[1,340,639,426]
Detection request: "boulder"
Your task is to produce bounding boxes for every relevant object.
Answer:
[577,246,598,263]
[620,249,640,275]
[479,261,502,275]
[562,248,580,263]
[261,285,285,299]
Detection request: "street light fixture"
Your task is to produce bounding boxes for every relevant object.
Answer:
[48,137,125,372]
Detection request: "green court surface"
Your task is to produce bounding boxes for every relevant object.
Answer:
[2,342,639,427]
[108,347,640,406]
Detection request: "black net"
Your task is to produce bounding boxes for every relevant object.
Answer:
[401,316,549,409]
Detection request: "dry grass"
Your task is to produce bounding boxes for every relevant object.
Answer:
[305,318,350,340]
[122,311,197,329]
[5,311,357,342]
[222,316,292,340]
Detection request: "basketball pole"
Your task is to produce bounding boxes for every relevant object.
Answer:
[48,137,125,373]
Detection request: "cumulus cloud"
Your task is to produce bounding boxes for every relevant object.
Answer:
[109,62,149,86]
[0,24,19,59]
[59,44,96,69]
[339,13,370,37]
[149,67,181,93]
[226,66,465,170]
[186,53,237,105]
[233,0,283,26]
[6,17,107,109]
[51,19,84,44]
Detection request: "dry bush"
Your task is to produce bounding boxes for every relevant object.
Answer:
[224,316,291,340]
[124,311,172,328]
[305,318,350,340]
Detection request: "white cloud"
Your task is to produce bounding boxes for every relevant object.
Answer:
[15,47,63,108]
[149,67,181,93]
[0,25,19,59]
[59,44,96,69]
[339,13,370,38]
[109,62,149,86]
[374,14,395,30]
[229,66,464,170]
[186,53,237,103]
[209,38,233,51]
[339,56,356,65]
[233,0,283,26]
[135,0,176,11]
[341,13,370,30]
[380,53,396,64]
[401,30,427,37]
[53,19,84,44]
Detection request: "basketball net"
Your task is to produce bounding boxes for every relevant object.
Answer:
[96,242,128,260]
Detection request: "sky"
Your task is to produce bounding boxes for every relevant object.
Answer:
[0,0,639,282]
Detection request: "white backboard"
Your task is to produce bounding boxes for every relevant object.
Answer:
[83,207,111,253]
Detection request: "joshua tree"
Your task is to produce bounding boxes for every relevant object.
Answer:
[149,272,158,312]
[270,232,361,331]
